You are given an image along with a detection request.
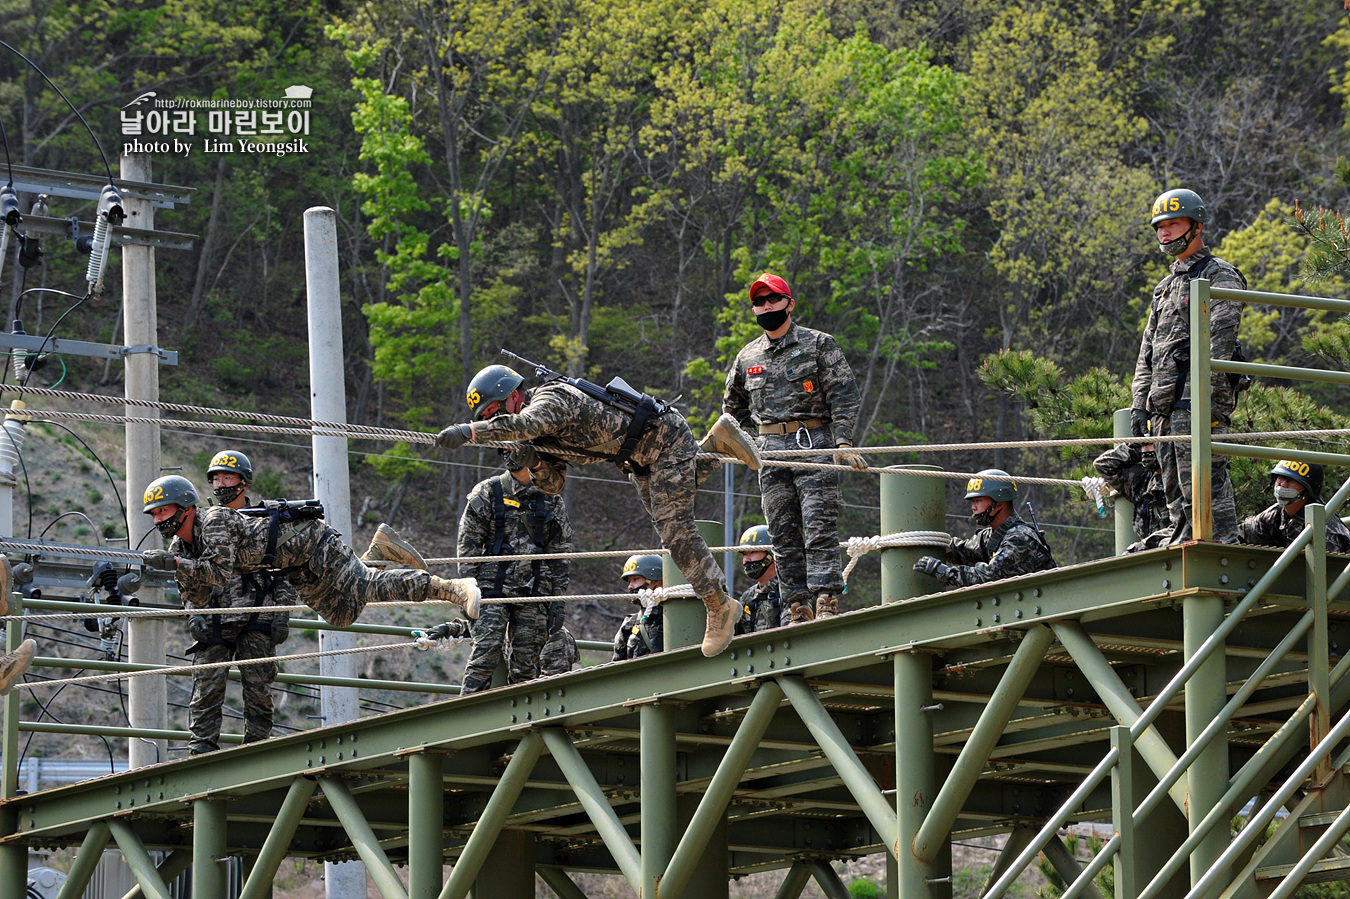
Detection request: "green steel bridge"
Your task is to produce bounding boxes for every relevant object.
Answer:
[5,279,1350,899]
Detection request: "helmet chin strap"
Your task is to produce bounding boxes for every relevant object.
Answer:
[155,507,188,538]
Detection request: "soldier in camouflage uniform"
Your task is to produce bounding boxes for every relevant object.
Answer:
[723,272,866,624]
[450,460,572,695]
[735,525,782,632]
[612,554,664,661]
[913,470,1056,588]
[1093,438,1169,552]
[438,364,758,657]
[141,476,479,633]
[1240,460,1350,553]
[184,450,297,754]
[1131,188,1245,544]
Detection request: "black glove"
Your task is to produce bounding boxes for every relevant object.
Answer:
[423,620,469,640]
[436,423,474,450]
[143,550,178,571]
[1130,408,1149,439]
[912,556,949,580]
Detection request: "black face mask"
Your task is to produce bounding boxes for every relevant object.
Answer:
[972,508,997,528]
[755,307,790,331]
[742,557,771,580]
[155,507,188,538]
[213,484,246,506]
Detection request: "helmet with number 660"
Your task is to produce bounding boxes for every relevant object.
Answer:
[964,469,1019,504]
[142,475,200,513]
[466,365,524,420]
[1270,460,1323,503]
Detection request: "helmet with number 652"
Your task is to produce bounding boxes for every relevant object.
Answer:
[466,365,524,420]
[142,475,200,513]
[1150,188,1209,227]
[964,469,1019,504]
[1271,460,1323,503]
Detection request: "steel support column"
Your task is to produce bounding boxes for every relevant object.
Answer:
[1,594,21,800]
[55,821,112,899]
[1307,504,1330,780]
[194,798,229,899]
[662,681,784,899]
[1183,592,1226,888]
[241,777,318,899]
[674,792,730,899]
[805,859,853,899]
[779,677,898,853]
[640,703,676,899]
[895,652,934,899]
[1043,832,1104,899]
[1188,277,1214,541]
[663,520,723,647]
[109,819,173,899]
[880,465,946,603]
[1112,727,1137,899]
[1052,621,1187,814]
[541,727,643,892]
[774,862,813,899]
[120,850,192,899]
[470,830,535,899]
[320,777,409,899]
[537,868,589,899]
[1112,410,1135,554]
[916,626,1053,859]
[982,827,1034,898]
[409,752,446,899]
[440,733,545,899]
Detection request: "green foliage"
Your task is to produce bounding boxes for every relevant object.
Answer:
[848,877,886,899]
[1291,201,1350,285]
[364,442,434,483]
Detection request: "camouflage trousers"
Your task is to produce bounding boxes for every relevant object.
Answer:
[629,421,725,600]
[188,630,276,755]
[537,624,579,676]
[1154,408,1238,544]
[758,432,845,606]
[287,528,433,627]
[461,598,550,695]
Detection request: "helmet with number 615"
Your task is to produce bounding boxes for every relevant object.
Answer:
[1270,460,1323,503]
[964,469,1019,504]
[1150,188,1209,227]
[466,365,524,420]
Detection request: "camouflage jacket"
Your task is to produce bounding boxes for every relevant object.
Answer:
[1132,251,1244,419]
[737,579,781,633]
[723,322,861,446]
[612,603,663,661]
[941,515,1056,587]
[471,382,686,490]
[1239,503,1350,554]
[457,471,572,597]
[1093,444,1169,540]
[171,505,322,608]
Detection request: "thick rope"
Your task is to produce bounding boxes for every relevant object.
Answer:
[841,531,951,584]
[21,639,414,691]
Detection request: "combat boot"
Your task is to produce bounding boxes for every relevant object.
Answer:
[815,594,839,619]
[429,575,482,619]
[699,413,763,470]
[787,601,815,625]
[0,639,35,696]
[362,524,427,570]
[700,590,741,657]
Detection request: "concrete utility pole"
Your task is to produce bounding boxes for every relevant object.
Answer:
[304,206,365,899]
[121,152,166,770]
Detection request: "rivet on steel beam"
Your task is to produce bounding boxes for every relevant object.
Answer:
[1163,580,1171,589]
[920,703,943,712]
[1220,557,1229,566]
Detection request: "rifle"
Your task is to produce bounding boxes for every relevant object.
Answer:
[501,349,667,419]
[1024,502,1059,566]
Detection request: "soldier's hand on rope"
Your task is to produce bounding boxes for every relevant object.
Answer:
[142,550,178,571]
[834,444,869,471]
[436,423,474,450]
[912,556,949,580]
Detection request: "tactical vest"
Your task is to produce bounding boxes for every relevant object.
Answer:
[484,478,557,598]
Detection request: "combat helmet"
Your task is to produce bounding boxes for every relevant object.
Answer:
[142,475,200,513]
[737,525,772,552]
[621,554,664,585]
[964,469,1019,504]
[207,450,253,483]
[1271,460,1324,503]
[466,365,524,420]
[1150,188,1209,227]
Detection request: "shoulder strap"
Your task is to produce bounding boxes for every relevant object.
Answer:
[487,478,511,598]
